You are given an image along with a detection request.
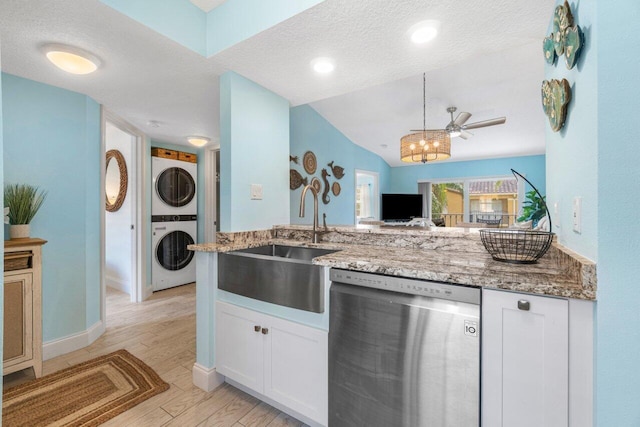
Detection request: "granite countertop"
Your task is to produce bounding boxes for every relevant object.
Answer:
[188,225,596,300]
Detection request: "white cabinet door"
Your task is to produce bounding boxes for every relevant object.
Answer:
[216,302,264,392]
[216,301,328,426]
[264,315,328,426]
[482,289,568,427]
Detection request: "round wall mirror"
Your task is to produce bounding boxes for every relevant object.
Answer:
[105,149,128,212]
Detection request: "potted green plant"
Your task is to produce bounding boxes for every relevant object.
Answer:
[4,183,47,239]
[517,189,548,227]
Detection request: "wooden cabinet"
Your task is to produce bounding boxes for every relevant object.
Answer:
[216,301,328,426]
[482,289,568,427]
[3,238,46,377]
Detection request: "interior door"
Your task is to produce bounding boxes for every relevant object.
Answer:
[215,302,264,392]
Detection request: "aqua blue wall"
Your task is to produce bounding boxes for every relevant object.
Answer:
[545,0,597,261]
[100,0,323,57]
[219,72,290,231]
[206,0,323,55]
[289,105,391,225]
[597,0,640,424]
[99,0,207,56]
[2,73,101,341]
[390,155,546,196]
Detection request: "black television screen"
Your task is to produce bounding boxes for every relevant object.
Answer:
[381,194,423,221]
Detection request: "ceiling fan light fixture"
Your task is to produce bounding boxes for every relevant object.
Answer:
[447,126,462,138]
[408,20,441,45]
[42,43,101,75]
[187,136,210,147]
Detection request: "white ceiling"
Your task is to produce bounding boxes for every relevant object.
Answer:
[189,0,228,13]
[0,0,554,165]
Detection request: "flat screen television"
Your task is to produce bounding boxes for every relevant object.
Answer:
[381,193,423,222]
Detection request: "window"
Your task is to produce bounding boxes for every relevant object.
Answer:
[419,176,522,227]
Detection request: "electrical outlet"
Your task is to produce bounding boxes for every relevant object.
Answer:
[250,184,263,200]
[573,197,582,233]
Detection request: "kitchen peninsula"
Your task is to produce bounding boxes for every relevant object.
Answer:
[189,224,596,427]
[191,224,596,299]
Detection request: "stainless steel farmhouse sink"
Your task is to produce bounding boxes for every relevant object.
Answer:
[218,244,339,313]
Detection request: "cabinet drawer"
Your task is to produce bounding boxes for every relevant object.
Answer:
[5,251,32,272]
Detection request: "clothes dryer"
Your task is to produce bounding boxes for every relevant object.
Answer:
[152,156,197,216]
[152,215,197,291]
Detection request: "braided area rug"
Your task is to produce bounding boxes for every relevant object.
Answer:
[3,349,169,426]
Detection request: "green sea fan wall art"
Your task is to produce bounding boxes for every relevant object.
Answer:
[541,79,571,132]
[542,0,583,69]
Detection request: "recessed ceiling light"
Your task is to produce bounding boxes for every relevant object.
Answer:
[310,57,335,74]
[408,20,441,45]
[147,120,160,128]
[187,136,210,147]
[42,43,101,75]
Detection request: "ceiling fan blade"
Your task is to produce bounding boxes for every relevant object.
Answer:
[453,112,472,127]
[459,129,473,140]
[410,129,446,132]
[462,116,506,130]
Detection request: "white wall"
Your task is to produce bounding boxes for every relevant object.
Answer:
[105,122,133,294]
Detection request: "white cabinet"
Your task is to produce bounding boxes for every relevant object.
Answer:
[482,289,568,427]
[216,301,328,426]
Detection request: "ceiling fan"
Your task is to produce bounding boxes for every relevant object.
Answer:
[441,107,506,140]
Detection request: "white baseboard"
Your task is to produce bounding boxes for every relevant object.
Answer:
[142,283,153,301]
[43,320,105,361]
[192,363,225,392]
[106,275,130,294]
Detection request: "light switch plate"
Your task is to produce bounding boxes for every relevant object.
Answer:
[250,184,263,200]
[572,197,582,233]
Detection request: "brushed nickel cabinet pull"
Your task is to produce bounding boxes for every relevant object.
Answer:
[517,300,530,311]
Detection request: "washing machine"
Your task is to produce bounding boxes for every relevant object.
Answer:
[152,155,197,216]
[152,216,197,291]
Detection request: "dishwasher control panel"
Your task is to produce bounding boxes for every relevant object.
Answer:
[330,268,480,305]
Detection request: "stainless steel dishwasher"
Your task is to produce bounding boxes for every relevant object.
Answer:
[329,269,480,427]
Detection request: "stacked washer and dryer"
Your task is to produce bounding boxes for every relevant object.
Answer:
[151,148,198,292]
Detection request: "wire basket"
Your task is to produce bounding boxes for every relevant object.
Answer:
[479,229,554,264]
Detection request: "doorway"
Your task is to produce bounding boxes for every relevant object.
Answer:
[101,109,146,330]
[355,170,379,224]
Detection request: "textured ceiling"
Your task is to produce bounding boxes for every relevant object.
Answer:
[0,0,554,162]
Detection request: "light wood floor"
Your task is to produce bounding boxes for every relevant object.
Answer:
[3,284,308,427]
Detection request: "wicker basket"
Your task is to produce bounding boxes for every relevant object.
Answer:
[479,229,554,264]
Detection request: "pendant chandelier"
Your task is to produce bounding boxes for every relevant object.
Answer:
[400,73,451,163]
